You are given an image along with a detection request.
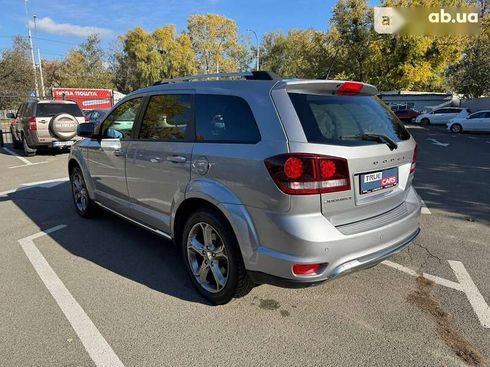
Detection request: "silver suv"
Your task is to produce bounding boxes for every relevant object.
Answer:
[68,72,421,304]
[9,100,85,156]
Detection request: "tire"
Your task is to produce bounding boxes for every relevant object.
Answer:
[421,118,430,125]
[450,124,462,134]
[49,113,79,140]
[22,134,36,156]
[181,209,254,304]
[70,166,97,218]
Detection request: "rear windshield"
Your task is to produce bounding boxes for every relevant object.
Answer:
[35,103,83,117]
[288,94,411,146]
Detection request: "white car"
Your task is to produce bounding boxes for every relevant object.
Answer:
[415,107,470,125]
[447,110,490,133]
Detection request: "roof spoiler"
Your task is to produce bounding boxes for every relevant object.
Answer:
[274,80,378,96]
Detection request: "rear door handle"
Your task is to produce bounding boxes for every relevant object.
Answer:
[166,155,187,163]
[113,149,125,157]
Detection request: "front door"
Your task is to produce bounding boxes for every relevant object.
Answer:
[88,97,144,214]
[126,93,194,233]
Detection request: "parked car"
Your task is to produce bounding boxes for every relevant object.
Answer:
[414,107,470,125]
[84,109,110,124]
[9,100,86,156]
[68,72,421,304]
[394,108,420,123]
[447,110,490,133]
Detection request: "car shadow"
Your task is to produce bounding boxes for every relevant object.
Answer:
[1,182,208,305]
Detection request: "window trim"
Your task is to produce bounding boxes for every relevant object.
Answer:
[134,92,196,142]
[194,93,261,145]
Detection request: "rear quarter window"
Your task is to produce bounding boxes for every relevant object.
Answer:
[288,93,410,146]
[35,103,84,117]
[195,94,261,144]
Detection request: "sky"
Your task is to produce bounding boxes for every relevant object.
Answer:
[0,0,343,60]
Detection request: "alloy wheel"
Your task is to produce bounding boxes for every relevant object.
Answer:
[186,222,229,293]
[72,171,88,213]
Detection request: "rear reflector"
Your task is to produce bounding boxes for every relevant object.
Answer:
[265,153,351,195]
[410,145,417,174]
[293,263,321,276]
[336,81,363,96]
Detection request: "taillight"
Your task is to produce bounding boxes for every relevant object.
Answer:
[410,145,417,174]
[28,117,37,131]
[264,153,351,195]
[84,116,89,122]
[336,81,363,96]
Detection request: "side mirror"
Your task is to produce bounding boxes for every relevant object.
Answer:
[6,113,15,119]
[77,122,95,138]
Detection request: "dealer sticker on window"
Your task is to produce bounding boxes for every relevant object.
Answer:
[359,167,398,194]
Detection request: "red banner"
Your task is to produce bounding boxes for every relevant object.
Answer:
[52,88,113,110]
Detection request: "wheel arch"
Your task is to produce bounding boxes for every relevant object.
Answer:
[172,188,261,269]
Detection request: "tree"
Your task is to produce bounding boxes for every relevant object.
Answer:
[0,36,33,109]
[56,34,113,89]
[330,0,373,81]
[187,14,245,73]
[261,30,335,78]
[446,16,490,97]
[112,26,196,93]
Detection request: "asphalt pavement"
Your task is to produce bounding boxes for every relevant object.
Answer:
[0,125,488,366]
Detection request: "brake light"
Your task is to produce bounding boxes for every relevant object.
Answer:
[28,117,37,131]
[265,153,351,195]
[336,81,363,96]
[410,145,417,174]
[293,263,321,276]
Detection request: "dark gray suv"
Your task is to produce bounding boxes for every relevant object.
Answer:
[68,72,421,304]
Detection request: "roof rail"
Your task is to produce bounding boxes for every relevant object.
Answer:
[154,70,281,85]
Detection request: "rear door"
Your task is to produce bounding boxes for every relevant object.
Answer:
[274,86,416,226]
[482,113,490,131]
[464,112,485,131]
[126,92,194,233]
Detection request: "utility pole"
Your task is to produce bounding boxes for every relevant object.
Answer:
[33,15,45,98]
[246,29,260,71]
[24,0,39,97]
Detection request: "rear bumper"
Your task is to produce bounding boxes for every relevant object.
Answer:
[249,228,419,287]
[241,186,421,286]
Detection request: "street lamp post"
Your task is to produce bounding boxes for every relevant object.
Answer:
[24,0,39,97]
[246,29,260,71]
[33,15,46,98]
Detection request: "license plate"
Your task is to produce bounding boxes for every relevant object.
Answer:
[53,141,74,147]
[359,167,398,194]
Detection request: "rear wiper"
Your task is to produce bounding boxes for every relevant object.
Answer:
[343,133,398,151]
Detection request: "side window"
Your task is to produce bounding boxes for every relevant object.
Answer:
[102,98,143,139]
[195,94,261,144]
[469,112,484,119]
[26,102,35,117]
[16,104,24,117]
[139,94,192,140]
[18,103,27,117]
[484,112,490,119]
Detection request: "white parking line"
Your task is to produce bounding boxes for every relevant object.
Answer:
[382,260,490,328]
[0,177,68,197]
[420,199,431,214]
[449,261,490,328]
[18,226,125,367]
[2,147,32,165]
